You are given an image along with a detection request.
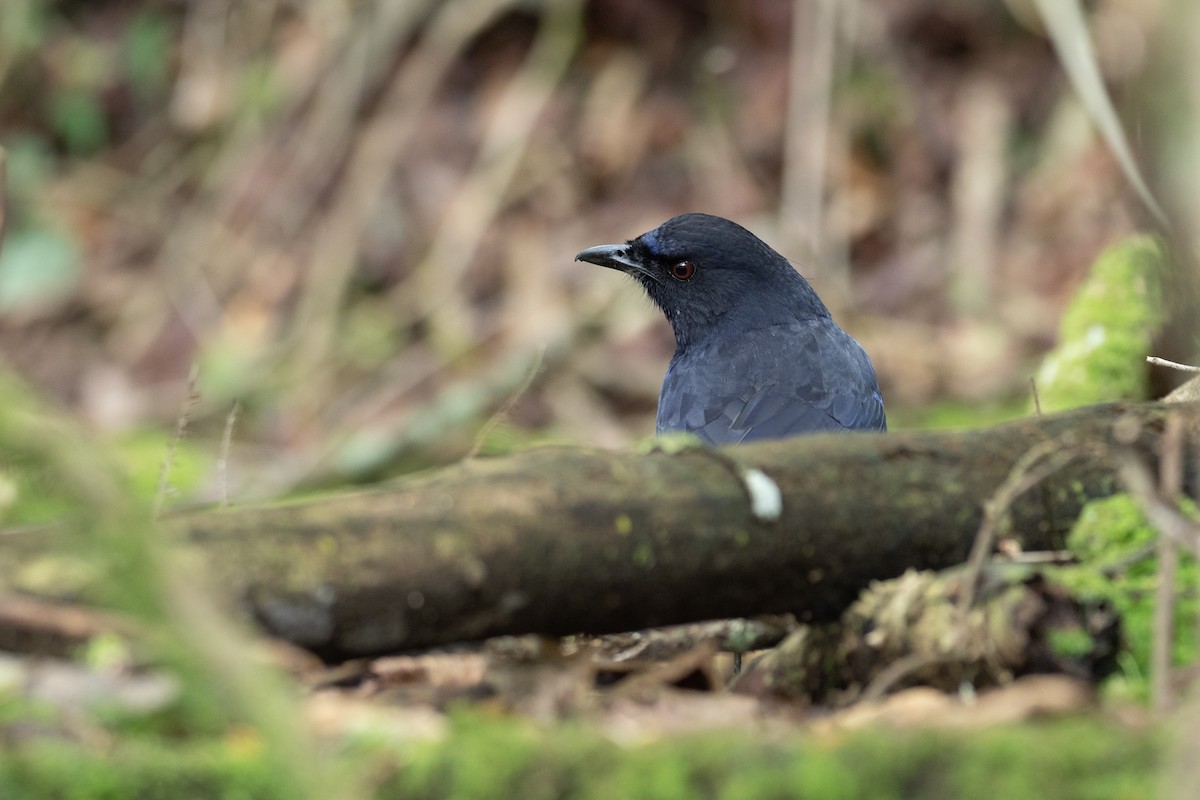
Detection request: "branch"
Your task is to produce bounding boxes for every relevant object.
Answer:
[4,401,1197,660]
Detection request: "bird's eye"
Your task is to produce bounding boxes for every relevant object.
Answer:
[670,260,696,281]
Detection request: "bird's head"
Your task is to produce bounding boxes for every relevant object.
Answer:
[576,213,829,348]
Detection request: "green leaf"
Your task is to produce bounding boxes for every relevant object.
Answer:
[51,88,109,154]
[123,11,174,100]
[1031,0,1167,225]
[0,226,81,314]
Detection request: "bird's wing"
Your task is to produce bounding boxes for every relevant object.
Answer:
[657,321,885,445]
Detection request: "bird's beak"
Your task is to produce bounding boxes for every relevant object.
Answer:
[575,243,659,283]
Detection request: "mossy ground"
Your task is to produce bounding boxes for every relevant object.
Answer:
[1054,494,1200,699]
[0,712,1162,800]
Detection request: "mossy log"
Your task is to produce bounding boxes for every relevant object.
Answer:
[6,402,1198,660]
[187,402,1195,659]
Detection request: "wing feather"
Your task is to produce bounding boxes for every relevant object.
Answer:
[656,320,885,445]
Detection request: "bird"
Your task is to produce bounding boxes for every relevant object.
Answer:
[575,213,885,444]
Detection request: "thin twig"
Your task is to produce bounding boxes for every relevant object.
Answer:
[1194,437,1200,673]
[958,437,1095,613]
[1112,414,1200,716]
[780,0,838,285]
[467,345,546,459]
[1115,450,1200,549]
[1002,550,1075,565]
[0,145,7,256]
[947,76,1009,316]
[218,400,242,508]
[874,436,1097,702]
[1029,376,1042,415]
[860,652,943,703]
[1148,356,1200,373]
[154,364,201,517]
[288,0,517,378]
[950,437,1096,702]
[405,0,585,348]
[1100,542,1157,578]
[1153,414,1184,716]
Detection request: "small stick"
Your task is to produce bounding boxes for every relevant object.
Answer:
[959,437,1091,613]
[1151,413,1184,716]
[0,145,7,255]
[1147,356,1200,373]
[1194,437,1200,661]
[154,364,200,517]
[466,345,545,459]
[218,400,241,508]
[860,653,942,703]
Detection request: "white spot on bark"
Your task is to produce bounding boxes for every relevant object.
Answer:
[741,468,782,521]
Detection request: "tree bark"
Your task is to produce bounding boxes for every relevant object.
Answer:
[5,402,1197,660]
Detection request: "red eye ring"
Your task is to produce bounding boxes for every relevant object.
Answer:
[670,260,696,281]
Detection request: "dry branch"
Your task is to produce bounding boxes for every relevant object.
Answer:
[5,402,1198,661]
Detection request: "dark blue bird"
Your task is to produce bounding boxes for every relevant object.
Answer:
[576,213,885,444]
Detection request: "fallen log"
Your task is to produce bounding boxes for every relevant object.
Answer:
[193,402,1195,658]
[4,402,1197,660]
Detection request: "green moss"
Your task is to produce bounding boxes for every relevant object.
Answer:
[1049,626,1098,661]
[1054,494,1200,696]
[637,432,707,456]
[891,395,1030,431]
[632,540,656,569]
[0,709,1163,799]
[1035,235,1166,412]
[0,739,284,800]
[0,380,214,523]
[0,370,338,798]
[382,713,1159,800]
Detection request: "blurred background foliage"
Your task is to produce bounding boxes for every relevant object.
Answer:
[0,0,1193,510]
[2,2,1199,796]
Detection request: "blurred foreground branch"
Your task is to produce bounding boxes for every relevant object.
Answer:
[5,402,1197,661]
[0,145,6,255]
